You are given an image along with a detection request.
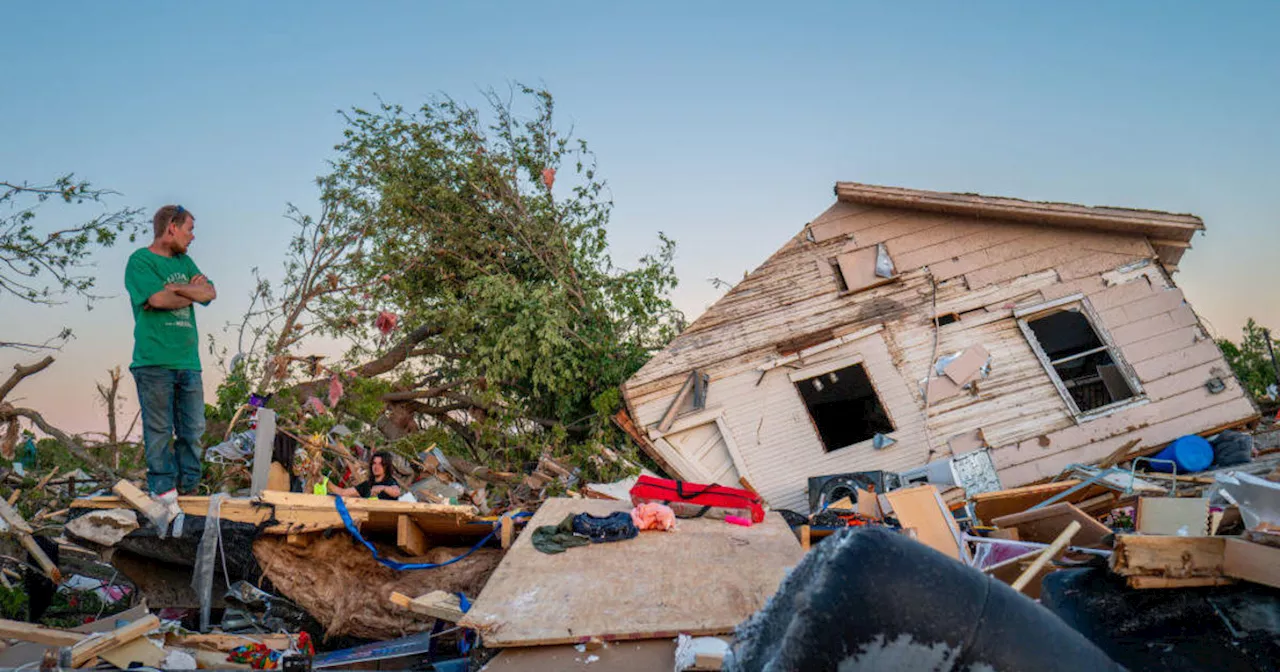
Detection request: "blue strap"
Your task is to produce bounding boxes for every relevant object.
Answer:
[331,497,529,570]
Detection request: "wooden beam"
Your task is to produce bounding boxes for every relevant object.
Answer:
[167,632,294,652]
[70,614,160,667]
[0,618,83,646]
[656,371,697,434]
[396,516,430,557]
[390,590,465,622]
[500,512,514,550]
[1127,576,1234,589]
[0,498,61,583]
[1111,535,1226,579]
[111,480,164,522]
[1097,438,1143,469]
[1011,521,1079,593]
[799,525,811,551]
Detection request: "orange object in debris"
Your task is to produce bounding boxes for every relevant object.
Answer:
[631,502,676,531]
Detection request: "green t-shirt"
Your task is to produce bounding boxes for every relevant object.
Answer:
[125,248,210,370]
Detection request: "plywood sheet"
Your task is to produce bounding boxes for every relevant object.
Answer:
[460,498,802,647]
[480,639,677,672]
[883,485,969,562]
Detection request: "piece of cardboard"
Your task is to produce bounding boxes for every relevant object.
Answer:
[1136,497,1209,536]
[856,488,880,519]
[943,345,990,385]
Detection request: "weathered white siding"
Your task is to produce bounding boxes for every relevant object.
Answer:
[623,200,1258,512]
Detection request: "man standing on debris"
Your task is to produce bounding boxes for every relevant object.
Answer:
[125,205,216,495]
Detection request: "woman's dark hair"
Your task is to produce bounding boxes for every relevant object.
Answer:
[371,451,395,482]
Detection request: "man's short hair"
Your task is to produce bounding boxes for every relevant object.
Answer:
[152,204,194,239]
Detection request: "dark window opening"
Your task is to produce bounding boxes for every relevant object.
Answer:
[1026,309,1136,413]
[936,313,960,326]
[796,364,895,452]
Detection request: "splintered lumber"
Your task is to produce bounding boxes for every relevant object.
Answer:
[166,632,294,652]
[390,590,465,622]
[459,498,802,647]
[397,516,430,556]
[1111,534,1228,588]
[73,491,488,537]
[111,480,165,522]
[1097,438,1144,469]
[992,502,1110,548]
[1223,538,1280,589]
[0,618,83,646]
[971,480,1098,524]
[0,498,61,582]
[1011,521,1080,593]
[69,614,160,667]
[883,485,969,563]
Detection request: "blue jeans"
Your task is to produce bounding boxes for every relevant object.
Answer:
[132,367,206,494]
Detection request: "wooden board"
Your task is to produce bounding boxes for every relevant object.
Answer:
[883,485,968,562]
[1223,538,1280,589]
[480,638,678,672]
[1136,497,1208,536]
[991,502,1111,548]
[1111,535,1225,579]
[1127,576,1235,589]
[72,491,490,537]
[0,618,83,646]
[459,498,802,648]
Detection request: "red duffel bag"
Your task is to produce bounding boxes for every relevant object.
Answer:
[629,475,765,524]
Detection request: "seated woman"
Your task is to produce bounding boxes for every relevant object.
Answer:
[328,451,403,500]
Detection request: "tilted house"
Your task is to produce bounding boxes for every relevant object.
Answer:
[621,182,1259,513]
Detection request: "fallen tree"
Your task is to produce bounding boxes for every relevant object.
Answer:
[215,86,681,479]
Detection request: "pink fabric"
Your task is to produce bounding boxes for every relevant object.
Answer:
[375,311,399,335]
[631,502,676,531]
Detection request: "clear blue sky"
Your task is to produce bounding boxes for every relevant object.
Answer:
[3,1,1277,434]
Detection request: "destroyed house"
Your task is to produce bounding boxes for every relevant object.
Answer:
[621,182,1259,513]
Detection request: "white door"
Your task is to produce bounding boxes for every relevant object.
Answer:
[663,420,741,486]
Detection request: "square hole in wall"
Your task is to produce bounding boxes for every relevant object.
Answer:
[795,363,895,452]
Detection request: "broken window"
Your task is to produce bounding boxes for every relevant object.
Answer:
[1018,302,1140,416]
[796,363,895,451]
[835,244,896,293]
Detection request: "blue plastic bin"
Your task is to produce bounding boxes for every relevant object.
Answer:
[1147,435,1212,473]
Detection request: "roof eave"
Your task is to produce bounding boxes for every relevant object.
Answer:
[834,182,1204,244]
